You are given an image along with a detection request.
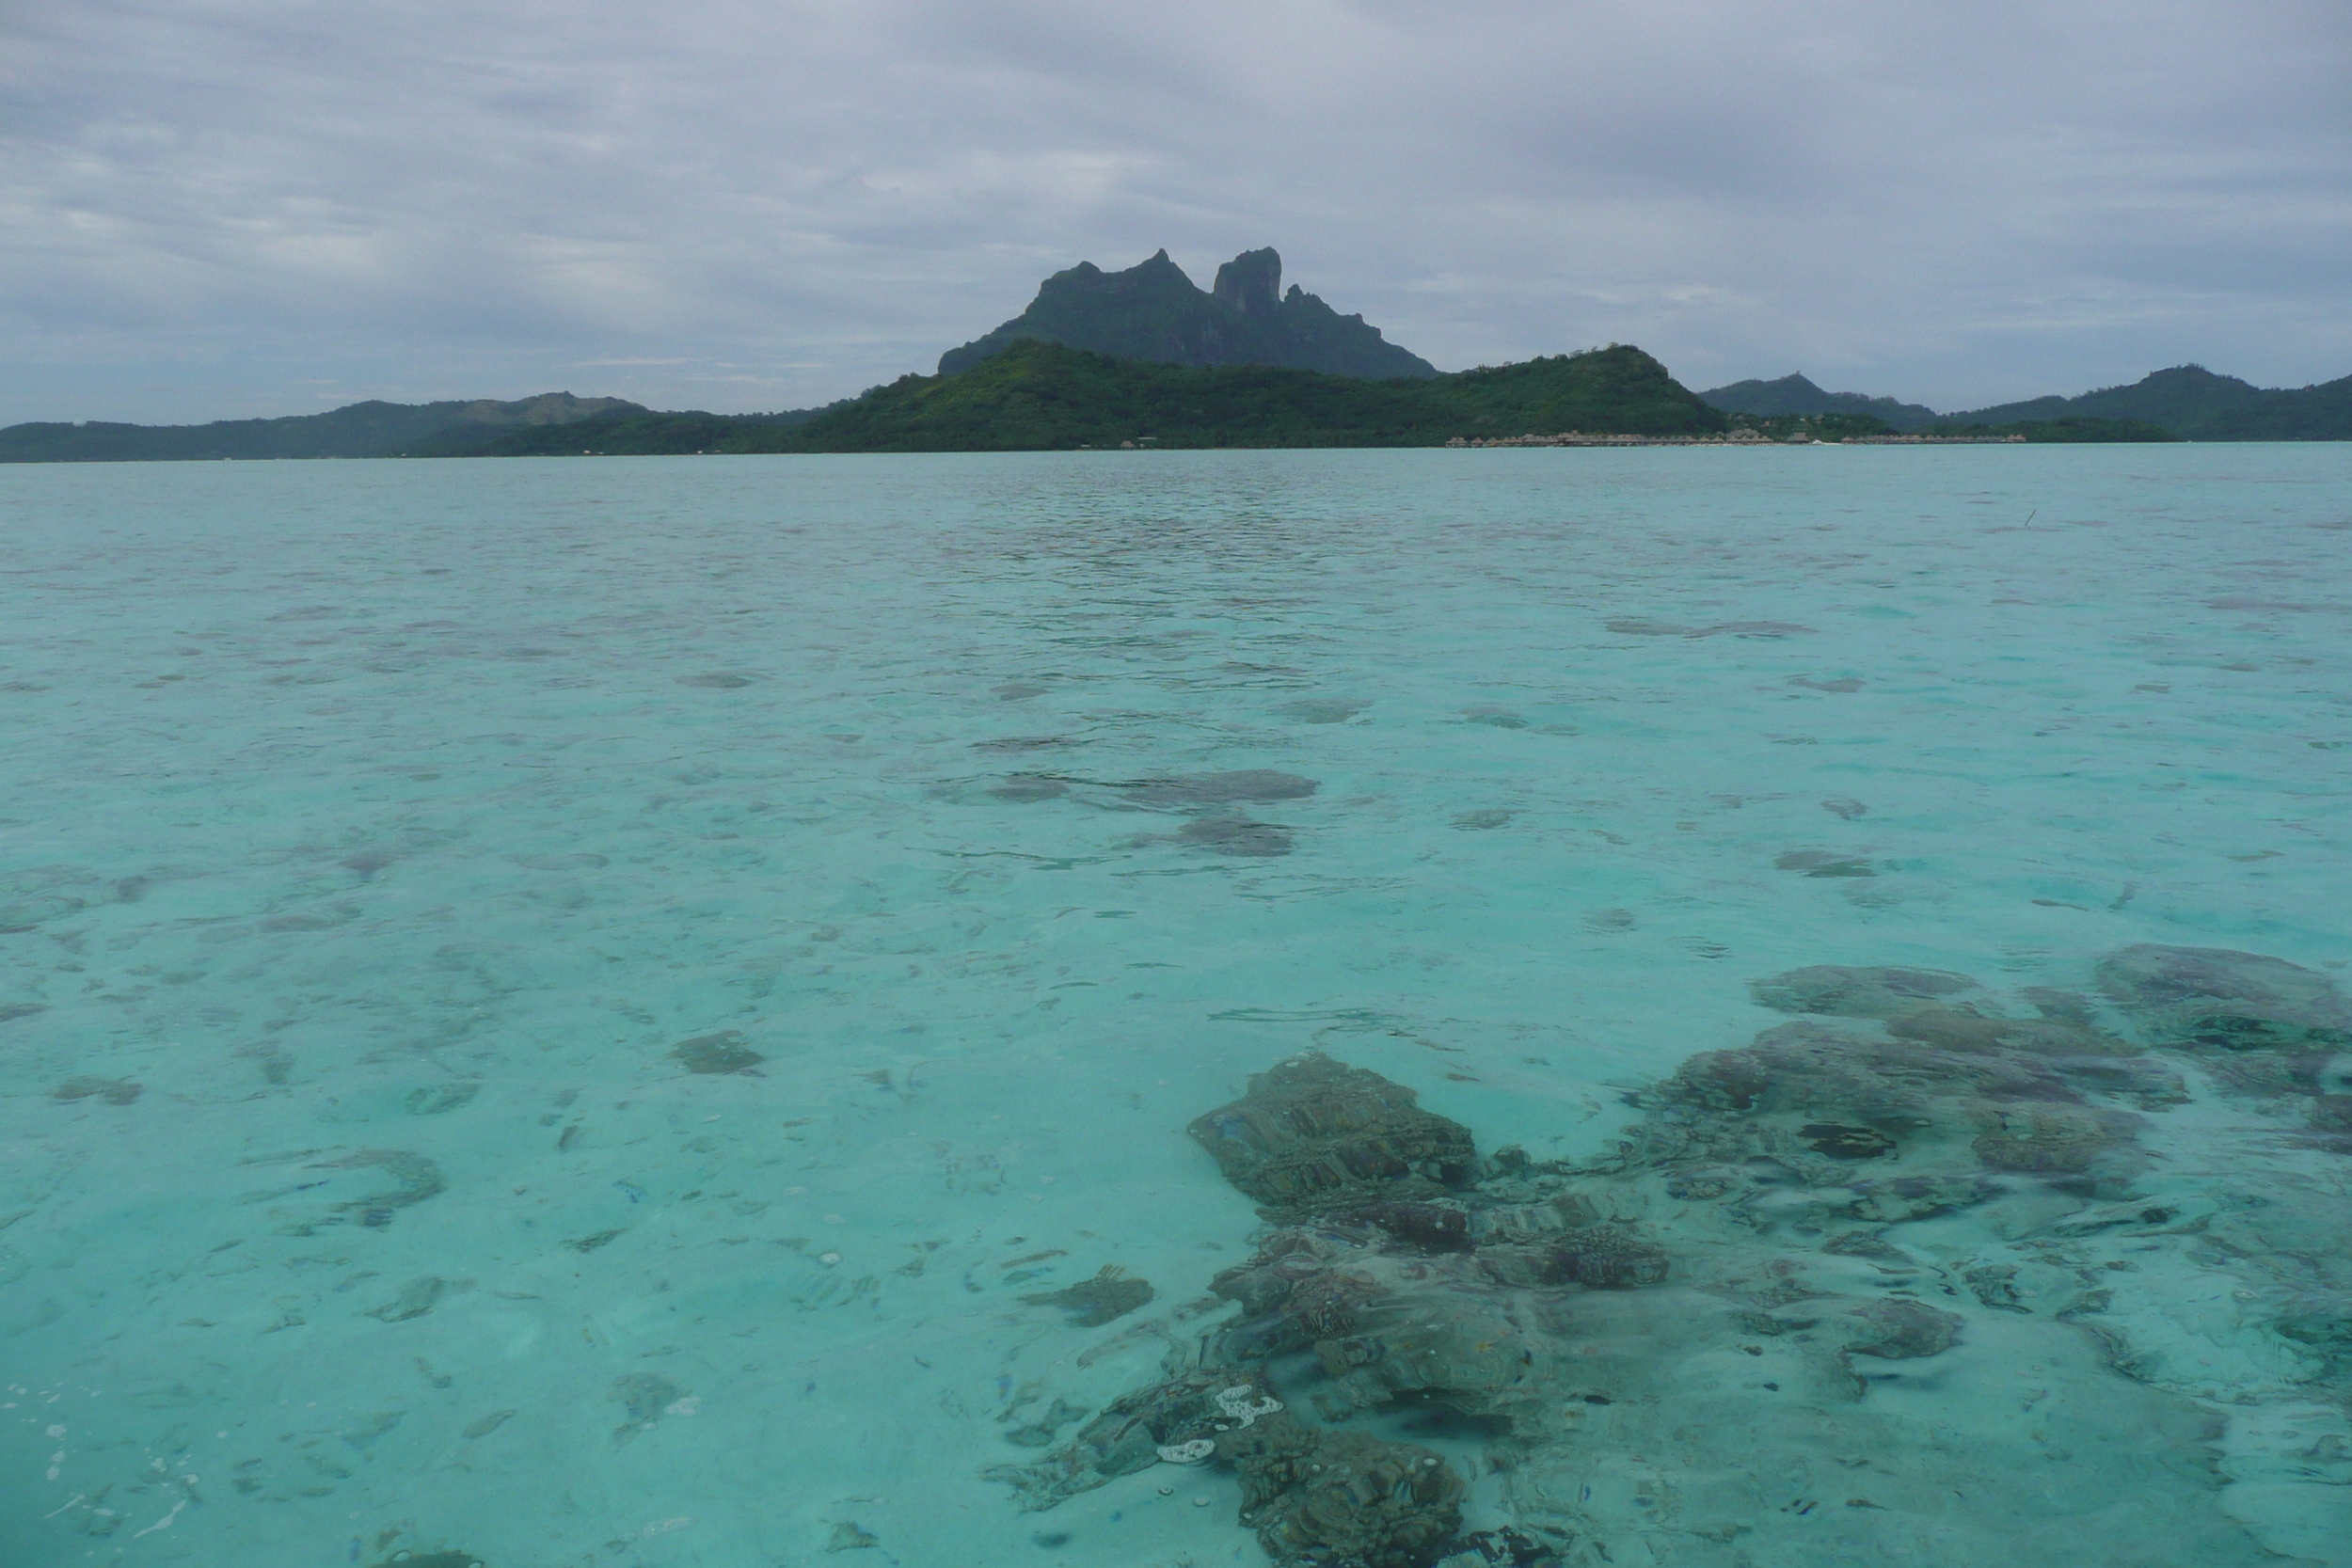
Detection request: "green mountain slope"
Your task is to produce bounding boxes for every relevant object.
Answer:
[1948,365,2352,440]
[1704,364,2352,439]
[0,392,642,463]
[937,248,1438,380]
[1700,373,1939,430]
[443,340,1726,454]
[1934,417,2179,443]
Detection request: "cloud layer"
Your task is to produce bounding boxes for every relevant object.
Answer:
[5,0,2348,421]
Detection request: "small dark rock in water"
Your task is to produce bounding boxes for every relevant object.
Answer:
[1648,1022,2094,1164]
[1350,1199,1472,1252]
[1751,965,1978,1019]
[1612,618,1816,640]
[2023,986,2101,1024]
[291,1149,445,1231]
[405,1082,479,1116]
[974,736,1073,752]
[1124,769,1319,807]
[1887,1006,2137,1059]
[1223,1416,1465,1568]
[611,1372,683,1431]
[2096,944,2352,1053]
[1842,1298,1963,1360]
[1752,969,2141,1064]
[669,1030,764,1074]
[1462,705,1527,729]
[1451,809,1516,830]
[2273,1302,2352,1358]
[1713,621,1815,638]
[1774,849,1875,878]
[1176,817,1294,857]
[366,1275,452,1323]
[1277,698,1366,724]
[1971,1105,2139,1174]
[1445,1528,1563,1566]
[825,1521,880,1552]
[1527,1226,1671,1289]
[1964,1264,2028,1311]
[55,1076,142,1106]
[988,1369,1281,1510]
[509,851,610,871]
[675,672,759,689]
[1824,1229,1916,1264]
[1023,1265,1154,1327]
[987,774,1069,803]
[1802,1122,1897,1160]
[1005,1399,1092,1447]
[1821,798,1867,820]
[1188,1053,1475,1218]
[2053,1056,2187,1110]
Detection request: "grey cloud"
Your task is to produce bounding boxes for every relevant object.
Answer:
[2,0,2346,422]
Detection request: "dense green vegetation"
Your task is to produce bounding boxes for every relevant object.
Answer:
[405,405,831,458]
[428,340,1728,455]
[1702,374,1939,430]
[1950,365,2352,440]
[1729,412,1899,441]
[5,346,2313,466]
[937,247,1437,380]
[0,392,641,463]
[407,350,2173,455]
[1928,416,2179,443]
[1707,363,2350,440]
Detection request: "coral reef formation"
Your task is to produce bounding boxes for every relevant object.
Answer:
[1186,1053,1477,1220]
[2098,944,2352,1054]
[1023,1265,1154,1327]
[54,1074,143,1105]
[993,946,2352,1565]
[667,1030,765,1074]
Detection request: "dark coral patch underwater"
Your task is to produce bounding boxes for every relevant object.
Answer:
[988,943,2352,1567]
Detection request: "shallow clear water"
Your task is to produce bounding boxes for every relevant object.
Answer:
[3,447,2349,1568]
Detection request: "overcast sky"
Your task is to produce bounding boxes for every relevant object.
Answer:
[4,0,2347,423]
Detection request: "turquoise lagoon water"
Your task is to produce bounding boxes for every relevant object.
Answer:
[2,446,2349,1568]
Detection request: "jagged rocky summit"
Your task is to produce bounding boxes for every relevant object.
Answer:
[938,247,1438,380]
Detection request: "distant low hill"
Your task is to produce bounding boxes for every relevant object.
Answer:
[1700,373,1940,430]
[1706,364,2352,440]
[938,247,1438,381]
[1945,365,2352,440]
[403,402,842,459]
[0,391,644,463]
[432,340,1729,454]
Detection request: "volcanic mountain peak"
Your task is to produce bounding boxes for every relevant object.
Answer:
[938,247,1438,381]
